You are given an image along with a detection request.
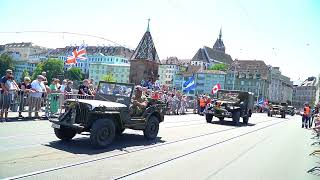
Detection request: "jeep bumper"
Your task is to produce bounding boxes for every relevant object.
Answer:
[49,119,84,132]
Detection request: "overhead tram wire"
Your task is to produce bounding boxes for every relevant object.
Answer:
[0,30,127,48]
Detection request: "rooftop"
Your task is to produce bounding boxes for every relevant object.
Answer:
[5,42,32,48]
[191,46,233,65]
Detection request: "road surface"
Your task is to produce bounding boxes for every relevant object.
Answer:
[0,113,319,179]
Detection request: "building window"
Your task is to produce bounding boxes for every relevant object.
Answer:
[241,81,244,85]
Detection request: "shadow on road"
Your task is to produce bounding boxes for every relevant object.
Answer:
[3,117,48,122]
[45,133,165,155]
[210,120,256,127]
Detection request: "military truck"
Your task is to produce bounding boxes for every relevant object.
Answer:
[204,90,254,126]
[267,102,287,118]
[286,106,295,116]
[50,81,166,148]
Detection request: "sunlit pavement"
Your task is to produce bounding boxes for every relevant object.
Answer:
[0,113,319,180]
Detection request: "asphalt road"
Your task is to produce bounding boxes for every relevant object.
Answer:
[0,113,319,180]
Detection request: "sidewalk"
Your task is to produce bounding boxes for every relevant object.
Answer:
[1,112,47,122]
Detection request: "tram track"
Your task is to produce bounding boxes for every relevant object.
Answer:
[4,118,282,180]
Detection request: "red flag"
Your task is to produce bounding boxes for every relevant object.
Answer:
[211,83,221,94]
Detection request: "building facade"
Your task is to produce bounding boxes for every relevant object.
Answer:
[57,46,133,75]
[89,63,130,85]
[173,66,226,96]
[268,67,293,103]
[158,57,187,87]
[292,77,318,108]
[225,60,270,101]
[4,42,47,60]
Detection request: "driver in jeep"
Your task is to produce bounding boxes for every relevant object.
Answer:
[130,85,148,117]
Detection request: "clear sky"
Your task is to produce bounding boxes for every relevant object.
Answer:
[0,0,319,81]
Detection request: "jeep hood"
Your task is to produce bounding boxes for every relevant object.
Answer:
[66,99,127,109]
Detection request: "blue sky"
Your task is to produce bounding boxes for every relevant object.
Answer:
[0,0,319,80]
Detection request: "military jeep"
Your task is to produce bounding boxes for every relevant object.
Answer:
[50,81,166,148]
[267,102,287,118]
[286,106,295,116]
[204,90,254,126]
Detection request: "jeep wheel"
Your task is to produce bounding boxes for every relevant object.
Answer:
[54,127,76,141]
[144,116,160,140]
[90,119,116,148]
[232,111,241,126]
[243,116,249,125]
[116,128,125,136]
[205,114,213,123]
[281,112,286,118]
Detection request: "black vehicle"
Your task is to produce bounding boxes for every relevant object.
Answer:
[286,106,295,116]
[50,81,166,148]
[267,102,287,118]
[204,90,254,126]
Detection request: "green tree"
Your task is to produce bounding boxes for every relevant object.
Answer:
[32,62,44,80]
[102,73,116,82]
[208,63,228,71]
[66,67,84,81]
[0,54,14,76]
[20,69,30,82]
[43,59,64,83]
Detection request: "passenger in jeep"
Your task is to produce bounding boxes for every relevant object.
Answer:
[130,85,148,117]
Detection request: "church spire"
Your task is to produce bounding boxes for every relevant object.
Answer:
[213,28,225,53]
[146,18,150,32]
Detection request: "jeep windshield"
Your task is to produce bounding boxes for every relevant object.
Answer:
[97,82,133,98]
[95,82,134,106]
[217,91,241,103]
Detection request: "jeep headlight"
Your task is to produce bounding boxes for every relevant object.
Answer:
[86,104,93,111]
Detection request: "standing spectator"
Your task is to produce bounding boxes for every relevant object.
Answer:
[29,75,46,118]
[60,80,67,93]
[78,79,92,96]
[302,103,311,128]
[180,95,187,115]
[18,77,32,118]
[65,81,73,94]
[49,79,60,114]
[41,72,48,85]
[0,69,19,122]
[89,78,96,95]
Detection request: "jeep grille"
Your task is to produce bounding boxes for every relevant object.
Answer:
[75,103,89,124]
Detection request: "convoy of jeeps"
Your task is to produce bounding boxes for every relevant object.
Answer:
[50,82,294,148]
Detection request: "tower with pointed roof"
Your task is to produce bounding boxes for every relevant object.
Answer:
[213,28,225,53]
[129,19,160,85]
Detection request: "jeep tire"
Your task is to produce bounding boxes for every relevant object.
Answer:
[243,116,249,125]
[116,128,125,136]
[144,116,160,140]
[281,112,286,118]
[90,119,116,148]
[54,126,76,141]
[232,110,241,126]
[205,114,213,123]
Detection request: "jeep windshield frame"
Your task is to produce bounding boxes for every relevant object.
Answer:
[95,81,135,107]
[217,90,242,103]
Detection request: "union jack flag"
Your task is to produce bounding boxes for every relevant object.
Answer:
[65,44,87,65]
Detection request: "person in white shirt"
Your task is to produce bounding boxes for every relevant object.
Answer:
[29,75,46,118]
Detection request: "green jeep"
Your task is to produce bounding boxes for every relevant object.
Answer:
[50,81,166,148]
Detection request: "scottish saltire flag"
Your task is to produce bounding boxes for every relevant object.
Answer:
[65,44,87,65]
[258,97,264,105]
[183,76,196,92]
